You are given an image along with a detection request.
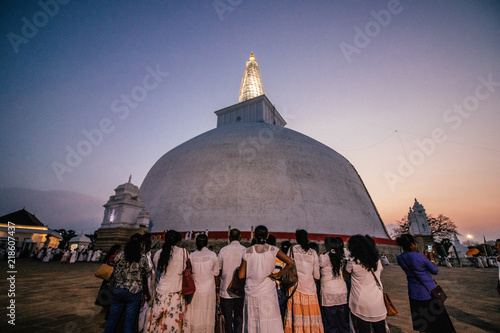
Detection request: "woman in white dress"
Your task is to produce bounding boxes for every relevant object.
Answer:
[69,249,79,264]
[344,235,386,333]
[91,249,101,262]
[42,248,53,262]
[149,230,185,333]
[37,248,45,260]
[60,249,69,263]
[238,225,294,333]
[319,237,349,333]
[184,234,220,333]
[86,247,93,262]
[78,249,87,262]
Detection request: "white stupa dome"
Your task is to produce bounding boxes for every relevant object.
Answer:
[140,53,390,239]
[140,117,389,238]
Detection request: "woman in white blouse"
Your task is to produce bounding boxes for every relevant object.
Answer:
[149,230,185,333]
[284,229,324,333]
[238,225,294,333]
[184,233,220,333]
[344,234,386,333]
[319,237,349,333]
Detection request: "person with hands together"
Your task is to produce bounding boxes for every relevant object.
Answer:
[238,225,294,333]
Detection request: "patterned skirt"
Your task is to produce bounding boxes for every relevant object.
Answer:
[148,291,185,333]
[284,290,324,333]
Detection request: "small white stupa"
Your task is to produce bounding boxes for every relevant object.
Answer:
[448,232,469,258]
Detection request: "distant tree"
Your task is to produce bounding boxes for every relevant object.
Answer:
[55,229,77,249]
[427,215,459,242]
[85,230,98,246]
[391,216,410,239]
[391,214,459,242]
[463,239,479,247]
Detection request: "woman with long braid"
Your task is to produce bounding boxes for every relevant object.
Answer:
[149,230,185,333]
[284,229,324,333]
[319,237,349,333]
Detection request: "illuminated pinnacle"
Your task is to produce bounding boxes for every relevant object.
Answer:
[238,52,265,102]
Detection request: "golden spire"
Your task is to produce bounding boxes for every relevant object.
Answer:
[239,52,264,102]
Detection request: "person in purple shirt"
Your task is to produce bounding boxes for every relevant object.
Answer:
[396,234,455,333]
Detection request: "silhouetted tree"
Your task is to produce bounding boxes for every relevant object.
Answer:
[85,230,98,246]
[392,214,459,242]
[55,229,77,250]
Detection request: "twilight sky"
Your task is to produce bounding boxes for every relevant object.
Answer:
[1,0,499,241]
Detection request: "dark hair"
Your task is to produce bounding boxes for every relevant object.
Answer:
[104,244,121,264]
[280,240,291,254]
[295,229,312,251]
[254,225,268,245]
[309,241,319,254]
[396,234,415,252]
[347,234,380,271]
[196,234,208,250]
[266,234,277,246]
[124,233,144,263]
[229,228,241,242]
[143,234,152,252]
[157,230,181,274]
[325,237,344,276]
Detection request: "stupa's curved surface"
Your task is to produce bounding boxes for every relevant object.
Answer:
[140,53,390,239]
[141,120,389,238]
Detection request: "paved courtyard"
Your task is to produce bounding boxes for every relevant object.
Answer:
[0,258,499,332]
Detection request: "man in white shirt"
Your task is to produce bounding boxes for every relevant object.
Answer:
[218,229,246,333]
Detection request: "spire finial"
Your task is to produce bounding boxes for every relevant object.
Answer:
[128,175,132,183]
[249,52,255,61]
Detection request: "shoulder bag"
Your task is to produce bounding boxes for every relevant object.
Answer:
[182,249,196,304]
[370,269,398,316]
[401,253,447,306]
[282,246,298,299]
[215,301,225,333]
[282,246,298,285]
[227,267,245,297]
[95,263,113,281]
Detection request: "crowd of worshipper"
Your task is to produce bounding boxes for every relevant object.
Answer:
[0,244,104,263]
[95,228,500,333]
[468,253,499,268]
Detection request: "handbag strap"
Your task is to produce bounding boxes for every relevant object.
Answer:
[400,253,433,293]
[370,269,383,292]
[183,248,191,271]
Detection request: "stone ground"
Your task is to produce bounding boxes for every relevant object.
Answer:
[0,259,499,333]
